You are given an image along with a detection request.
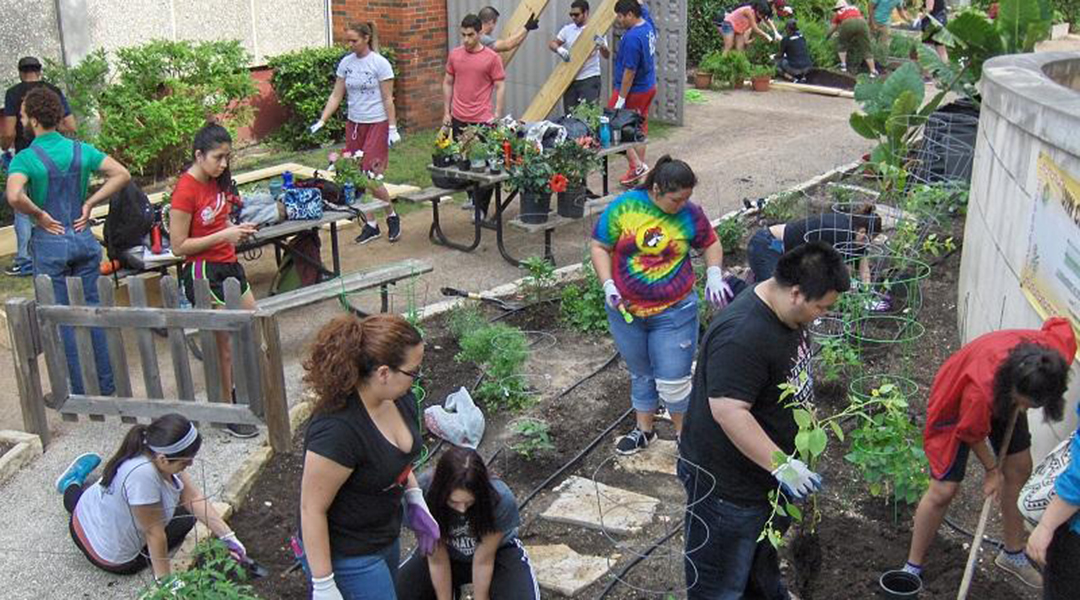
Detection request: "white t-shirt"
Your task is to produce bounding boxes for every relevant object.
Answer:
[335,51,395,124]
[74,455,185,564]
[557,22,602,81]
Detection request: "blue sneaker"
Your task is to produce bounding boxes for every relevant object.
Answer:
[55,452,102,494]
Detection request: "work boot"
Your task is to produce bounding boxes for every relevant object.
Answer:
[386,215,401,242]
[355,223,381,245]
[994,549,1043,588]
[56,453,102,494]
[615,427,656,455]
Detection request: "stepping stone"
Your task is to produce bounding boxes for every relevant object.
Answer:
[540,475,660,535]
[527,543,613,597]
[616,438,678,476]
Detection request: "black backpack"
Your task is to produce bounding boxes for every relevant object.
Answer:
[103,181,153,261]
[294,173,341,204]
[604,108,647,143]
[553,115,593,140]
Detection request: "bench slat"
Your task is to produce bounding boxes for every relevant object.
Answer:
[258,259,434,315]
[400,186,459,203]
[507,194,618,233]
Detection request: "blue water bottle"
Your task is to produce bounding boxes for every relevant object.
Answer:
[342,183,356,206]
[599,117,611,148]
[282,170,294,189]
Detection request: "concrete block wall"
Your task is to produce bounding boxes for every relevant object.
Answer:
[958,52,1080,460]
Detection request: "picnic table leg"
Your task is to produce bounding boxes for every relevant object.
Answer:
[494,185,526,268]
[602,155,609,196]
[330,222,341,276]
[428,190,483,252]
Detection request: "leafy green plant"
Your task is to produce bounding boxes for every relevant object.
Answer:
[549,135,601,186]
[844,383,930,506]
[749,64,774,79]
[714,216,744,253]
[920,233,956,258]
[801,19,840,69]
[43,50,110,140]
[761,192,799,223]
[138,539,258,599]
[457,323,535,411]
[815,336,860,383]
[719,52,752,88]
[520,256,557,302]
[570,100,603,132]
[447,303,486,339]
[560,265,608,334]
[505,141,555,194]
[510,419,555,459]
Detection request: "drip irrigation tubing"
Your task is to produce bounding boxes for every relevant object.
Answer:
[943,515,1004,551]
[597,522,684,599]
[488,298,558,323]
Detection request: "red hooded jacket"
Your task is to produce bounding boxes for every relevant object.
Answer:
[924,318,1076,479]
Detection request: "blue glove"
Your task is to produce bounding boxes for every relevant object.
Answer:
[771,457,823,500]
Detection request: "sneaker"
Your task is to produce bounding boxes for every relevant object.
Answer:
[225,423,259,439]
[56,452,102,494]
[619,164,649,187]
[354,223,381,244]
[4,263,30,277]
[386,215,401,242]
[615,427,657,455]
[994,550,1042,588]
[461,199,475,211]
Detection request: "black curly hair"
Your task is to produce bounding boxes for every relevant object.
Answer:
[992,342,1071,422]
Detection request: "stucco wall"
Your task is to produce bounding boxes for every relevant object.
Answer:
[0,0,65,84]
[957,52,1080,461]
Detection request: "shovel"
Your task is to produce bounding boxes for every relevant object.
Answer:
[440,287,525,311]
[956,405,1022,600]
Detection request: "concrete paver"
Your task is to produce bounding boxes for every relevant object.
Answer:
[527,543,614,597]
[540,475,661,535]
[616,438,678,476]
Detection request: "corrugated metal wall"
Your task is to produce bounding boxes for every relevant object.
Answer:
[444,0,684,124]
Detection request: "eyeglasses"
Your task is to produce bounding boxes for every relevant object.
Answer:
[395,366,424,380]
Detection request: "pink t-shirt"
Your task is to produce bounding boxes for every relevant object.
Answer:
[725,6,756,35]
[446,45,505,123]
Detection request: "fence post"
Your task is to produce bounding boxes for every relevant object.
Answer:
[256,314,291,453]
[6,298,50,447]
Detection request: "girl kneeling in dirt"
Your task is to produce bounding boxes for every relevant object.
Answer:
[55,413,247,580]
[299,313,439,600]
[395,446,538,600]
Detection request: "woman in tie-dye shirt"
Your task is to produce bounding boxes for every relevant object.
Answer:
[591,156,730,455]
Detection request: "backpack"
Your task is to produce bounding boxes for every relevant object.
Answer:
[604,108,647,143]
[553,115,593,141]
[269,230,325,294]
[282,188,324,220]
[102,181,153,262]
[294,174,342,204]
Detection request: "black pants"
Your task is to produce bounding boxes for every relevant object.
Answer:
[394,539,539,600]
[1046,526,1080,600]
[451,118,494,217]
[562,75,602,115]
[65,483,195,575]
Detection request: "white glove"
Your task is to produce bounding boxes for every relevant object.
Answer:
[614,96,626,110]
[312,573,345,600]
[593,34,609,49]
[705,266,734,309]
[602,279,623,309]
[309,120,325,134]
[556,46,571,62]
[774,32,784,42]
[388,125,401,147]
[771,457,823,500]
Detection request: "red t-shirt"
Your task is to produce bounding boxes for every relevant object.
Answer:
[923,318,1076,478]
[170,172,237,264]
[446,45,505,123]
[832,7,863,24]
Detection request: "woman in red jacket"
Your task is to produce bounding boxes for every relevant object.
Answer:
[902,318,1075,589]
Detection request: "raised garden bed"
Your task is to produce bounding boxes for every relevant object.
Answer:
[0,430,43,485]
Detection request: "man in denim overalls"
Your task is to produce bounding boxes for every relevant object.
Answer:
[5,86,130,395]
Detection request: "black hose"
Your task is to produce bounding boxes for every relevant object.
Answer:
[597,522,683,599]
[943,515,1005,551]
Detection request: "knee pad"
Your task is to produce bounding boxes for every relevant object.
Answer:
[656,376,692,405]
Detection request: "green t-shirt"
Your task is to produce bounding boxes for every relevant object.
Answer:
[8,131,106,208]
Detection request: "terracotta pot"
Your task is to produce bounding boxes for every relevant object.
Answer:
[732,78,745,90]
[694,71,713,90]
[751,76,771,92]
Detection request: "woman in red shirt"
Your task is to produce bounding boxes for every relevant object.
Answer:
[902,318,1075,588]
[169,123,259,438]
[827,0,878,75]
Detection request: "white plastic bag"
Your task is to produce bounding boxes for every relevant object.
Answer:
[1019,433,1074,529]
[423,386,486,449]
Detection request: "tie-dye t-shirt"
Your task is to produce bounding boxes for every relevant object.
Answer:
[592,189,717,317]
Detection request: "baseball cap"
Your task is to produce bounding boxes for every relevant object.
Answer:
[17,57,42,71]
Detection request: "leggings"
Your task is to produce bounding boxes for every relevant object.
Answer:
[65,483,195,575]
[394,539,539,600]
[1046,526,1080,600]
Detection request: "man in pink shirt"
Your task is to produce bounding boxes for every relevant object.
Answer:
[443,13,506,221]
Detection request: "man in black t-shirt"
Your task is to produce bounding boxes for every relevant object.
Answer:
[776,20,813,82]
[2,56,76,277]
[679,241,850,599]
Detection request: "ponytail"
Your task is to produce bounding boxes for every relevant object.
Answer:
[638,155,697,195]
[100,424,149,488]
[100,413,201,488]
[347,22,380,52]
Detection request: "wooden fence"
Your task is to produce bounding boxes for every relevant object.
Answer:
[6,275,291,452]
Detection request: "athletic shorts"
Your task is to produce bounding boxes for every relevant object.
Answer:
[180,260,250,306]
[608,86,657,134]
[937,413,1032,482]
[344,120,389,174]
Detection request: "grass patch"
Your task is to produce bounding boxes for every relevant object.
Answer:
[647,120,677,141]
[0,273,34,303]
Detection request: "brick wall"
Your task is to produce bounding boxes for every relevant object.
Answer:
[331,0,448,130]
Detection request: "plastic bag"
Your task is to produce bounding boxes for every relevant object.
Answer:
[423,386,486,449]
[240,192,283,226]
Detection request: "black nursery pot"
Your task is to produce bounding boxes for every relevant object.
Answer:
[520,191,551,224]
[878,570,921,599]
[455,158,471,171]
[557,185,586,218]
[432,154,452,168]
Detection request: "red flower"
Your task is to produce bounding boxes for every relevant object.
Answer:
[549,173,569,193]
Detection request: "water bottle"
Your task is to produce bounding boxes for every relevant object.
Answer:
[342,183,356,206]
[269,177,283,198]
[599,117,611,148]
[282,170,294,189]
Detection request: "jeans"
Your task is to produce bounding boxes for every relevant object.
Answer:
[303,539,401,600]
[31,229,115,395]
[562,75,602,115]
[680,461,791,600]
[747,228,784,283]
[606,293,698,413]
[14,211,32,272]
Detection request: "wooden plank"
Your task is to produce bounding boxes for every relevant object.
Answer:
[97,279,135,424]
[496,0,554,67]
[6,299,50,446]
[256,315,291,453]
[60,395,262,425]
[36,306,254,330]
[400,186,459,203]
[33,276,73,420]
[770,80,855,99]
[194,280,224,406]
[257,259,434,315]
[160,276,196,402]
[128,278,164,399]
[521,0,619,121]
[225,279,252,410]
[67,278,104,421]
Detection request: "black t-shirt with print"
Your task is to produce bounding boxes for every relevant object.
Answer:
[418,472,520,562]
[680,286,814,506]
[783,213,858,251]
[303,391,420,556]
[3,81,72,151]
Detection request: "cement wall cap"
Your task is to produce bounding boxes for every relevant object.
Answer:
[980,52,1080,157]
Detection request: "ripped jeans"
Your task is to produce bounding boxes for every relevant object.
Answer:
[606,293,699,413]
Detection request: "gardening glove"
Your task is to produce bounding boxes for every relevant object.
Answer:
[404,487,441,556]
[312,573,345,600]
[705,266,734,309]
[524,13,540,31]
[774,32,783,42]
[309,120,325,134]
[556,46,572,62]
[594,34,609,49]
[388,125,401,147]
[863,292,892,312]
[614,96,626,110]
[602,279,623,310]
[771,457,823,500]
[219,531,247,563]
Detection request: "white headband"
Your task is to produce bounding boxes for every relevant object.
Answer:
[148,423,199,455]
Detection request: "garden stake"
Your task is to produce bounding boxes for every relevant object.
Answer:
[956,405,1022,600]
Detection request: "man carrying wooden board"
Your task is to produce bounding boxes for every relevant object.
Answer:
[610,0,657,187]
[479,6,540,55]
[549,0,611,115]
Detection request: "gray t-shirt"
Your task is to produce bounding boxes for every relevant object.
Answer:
[74,455,184,564]
[419,473,519,562]
[335,51,395,124]
[481,33,498,49]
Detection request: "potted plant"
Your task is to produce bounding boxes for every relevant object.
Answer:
[330,150,380,205]
[549,135,600,218]
[505,140,555,224]
[432,129,457,168]
[570,100,603,134]
[468,142,489,173]
[749,65,772,92]
[697,50,726,89]
[723,52,751,89]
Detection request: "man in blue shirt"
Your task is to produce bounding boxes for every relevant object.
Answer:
[610,0,657,187]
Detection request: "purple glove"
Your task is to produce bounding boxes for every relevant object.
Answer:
[705,266,734,309]
[602,279,623,310]
[404,488,440,556]
[220,531,247,562]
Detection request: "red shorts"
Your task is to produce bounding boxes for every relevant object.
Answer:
[608,86,657,134]
[345,120,389,174]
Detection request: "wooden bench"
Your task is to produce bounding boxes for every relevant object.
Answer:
[399,186,461,203]
[504,194,617,263]
[258,258,433,316]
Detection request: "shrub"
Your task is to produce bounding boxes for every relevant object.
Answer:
[43,50,110,140]
[688,0,729,65]
[715,216,744,253]
[456,323,535,411]
[801,20,838,69]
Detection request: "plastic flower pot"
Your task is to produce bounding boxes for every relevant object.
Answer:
[432,154,453,168]
[455,158,471,171]
[557,185,586,218]
[470,158,488,173]
[879,570,921,599]
[520,191,551,224]
[488,158,502,174]
[694,71,713,90]
[751,75,771,92]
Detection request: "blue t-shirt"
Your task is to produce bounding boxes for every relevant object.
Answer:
[613,7,657,93]
[1055,405,1080,534]
[872,0,901,25]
